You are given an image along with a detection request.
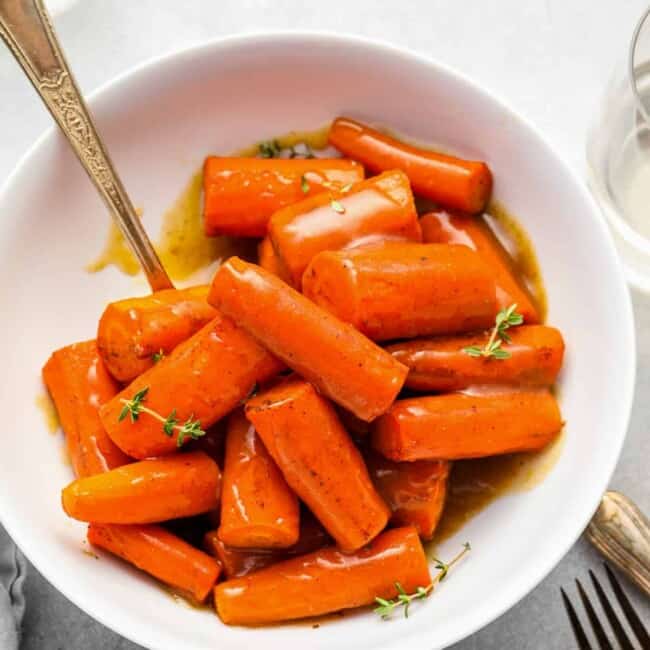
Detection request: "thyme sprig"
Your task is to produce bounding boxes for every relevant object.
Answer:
[259,140,315,159]
[152,349,165,363]
[118,387,205,447]
[374,543,471,620]
[463,304,523,360]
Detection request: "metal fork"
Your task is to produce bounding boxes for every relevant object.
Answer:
[561,564,650,649]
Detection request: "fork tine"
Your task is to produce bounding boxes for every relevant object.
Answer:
[576,579,613,650]
[604,563,650,648]
[561,587,593,650]
[589,569,635,650]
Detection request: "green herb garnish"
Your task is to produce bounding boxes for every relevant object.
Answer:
[463,304,523,360]
[300,174,310,194]
[259,140,282,158]
[374,543,471,620]
[152,349,165,364]
[118,388,205,447]
[330,199,345,214]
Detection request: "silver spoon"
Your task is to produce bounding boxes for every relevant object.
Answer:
[0,0,173,291]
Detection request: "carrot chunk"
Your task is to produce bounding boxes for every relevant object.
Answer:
[214,526,430,625]
[246,378,390,552]
[100,313,283,459]
[388,325,565,392]
[372,390,562,461]
[268,169,421,286]
[97,286,217,383]
[62,451,221,524]
[203,157,364,237]
[209,257,407,421]
[366,451,450,539]
[43,340,130,477]
[420,210,540,323]
[329,117,492,213]
[88,523,221,602]
[218,409,300,549]
[303,242,497,340]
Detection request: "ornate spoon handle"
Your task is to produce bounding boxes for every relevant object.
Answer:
[587,491,650,596]
[0,0,173,291]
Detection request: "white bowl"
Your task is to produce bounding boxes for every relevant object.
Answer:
[0,33,635,650]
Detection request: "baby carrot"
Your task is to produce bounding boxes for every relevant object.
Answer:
[365,451,450,539]
[100,313,283,459]
[329,117,492,213]
[62,451,221,524]
[246,378,390,552]
[420,210,540,323]
[205,515,330,579]
[209,257,407,421]
[88,523,221,602]
[218,409,300,549]
[97,286,217,383]
[302,243,497,341]
[214,526,430,625]
[257,237,289,280]
[42,340,130,478]
[372,390,562,461]
[203,157,364,237]
[268,169,421,286]
[388,325,565,392]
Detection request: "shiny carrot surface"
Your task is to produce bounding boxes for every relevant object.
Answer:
[42,340,130,478]
[268,169,421,286]
[214,526,430,625]
[203,157,364,237]
[388,325,565,392]
[303,242,497,340]
[209,257,407,421]
[246,378,390,552]
[218,409,300,549]
[100,313,283,459]
[366,451,450,539]
[420,210,540,323]
[205,515,330,579]
[89,523,221,602]
[372,390,562,461]
[329,117,492,213]
[257,237,289,280]
[97,286,216,383]
[62,451,221,524]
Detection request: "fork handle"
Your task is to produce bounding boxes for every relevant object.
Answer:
[0,0,173,291]
[587,491,650,596]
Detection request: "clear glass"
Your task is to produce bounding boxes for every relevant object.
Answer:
[587,8,650,291]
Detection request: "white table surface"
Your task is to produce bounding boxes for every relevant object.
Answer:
[1,1,649,648]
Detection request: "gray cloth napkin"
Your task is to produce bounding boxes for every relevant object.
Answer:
[0,527,26,650]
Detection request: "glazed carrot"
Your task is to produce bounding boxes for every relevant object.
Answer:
[62,451,221,524]
[209,258,407,421]
[372,390,562,461]
[420,210,540,323]
[388,325,565,392]
[303,243,497,340]
[88,523,221,602]
[329,117,492,213]
[268,169,421,286]
[214,526,430,625]
[365,451,450,539]
[218,409,300,549]
[97,286,217,383]
[246,378,390,552]
[42,340,130,478]
[205,515,330,579]
[257,237,289,280]
[100,313,283,459]
[203,157,364,237]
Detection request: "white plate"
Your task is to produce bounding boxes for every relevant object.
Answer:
[0,33,635,650]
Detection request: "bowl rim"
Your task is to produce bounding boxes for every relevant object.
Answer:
[0,30,637,650]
